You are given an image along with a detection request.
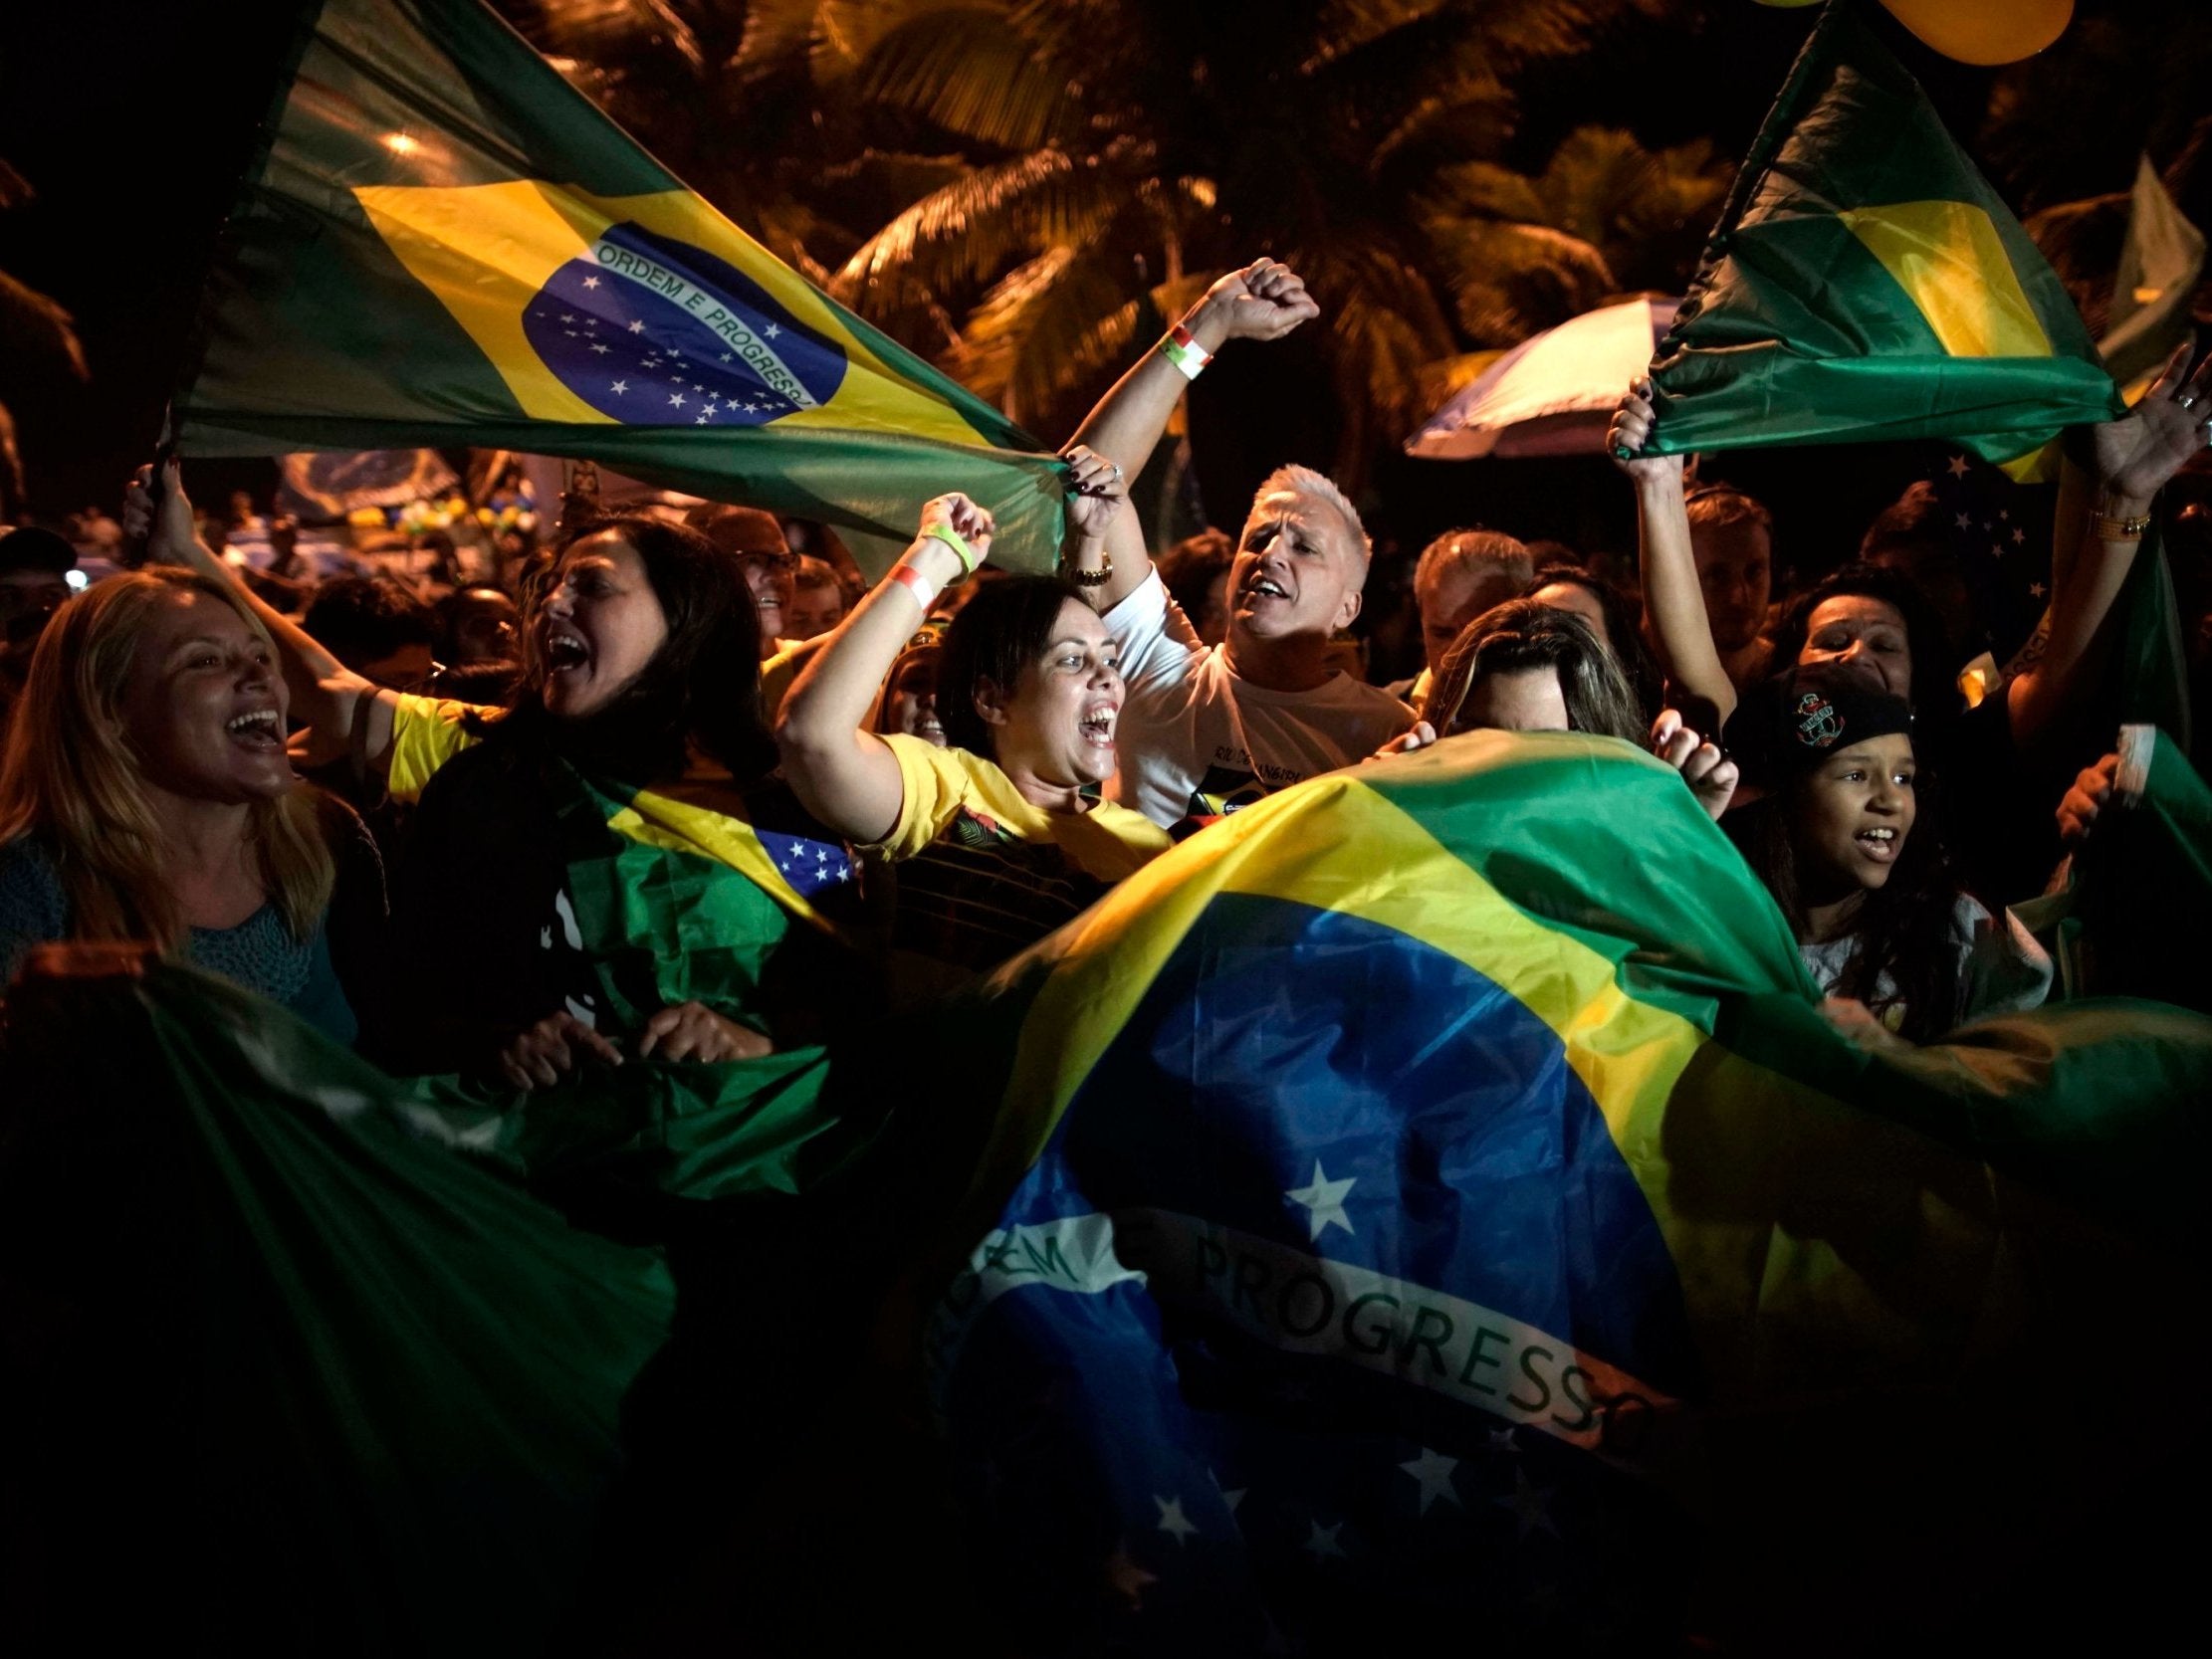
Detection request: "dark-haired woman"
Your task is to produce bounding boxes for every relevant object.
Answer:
[1523,561,1662,720]
[1725,664,2049,1040]
[142,462,855,1090]
[1381,600,1739,820]
[777,487,1169,988]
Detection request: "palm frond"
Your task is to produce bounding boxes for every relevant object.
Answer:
[833,145,1134,313]
[0,268,88,379]
[952,244,1143,431]
[854,6,1081,151]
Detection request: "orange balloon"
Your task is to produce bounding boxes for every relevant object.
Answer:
[1878,0,2074,66]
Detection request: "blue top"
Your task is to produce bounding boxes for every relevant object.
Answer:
[0,837,357,1047]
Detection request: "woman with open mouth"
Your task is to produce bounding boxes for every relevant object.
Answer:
[1724,663,2049,1041]
[778,477,1171,995]
[126,460,861,1103]
[0,566,359,1044]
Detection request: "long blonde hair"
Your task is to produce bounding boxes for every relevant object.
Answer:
[0,568,333,949]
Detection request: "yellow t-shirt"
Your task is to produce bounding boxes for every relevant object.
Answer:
[386,694,490,802]
[862,735,1169,977]
[866,734,1169,880]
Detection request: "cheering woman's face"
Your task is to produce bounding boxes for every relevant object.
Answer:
[536,530,670,721]
[121,589,297,804]
[1799,595,1911,702]
[993,599,1125,788]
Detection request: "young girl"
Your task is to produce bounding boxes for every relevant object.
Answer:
[1728,664,2050,1039]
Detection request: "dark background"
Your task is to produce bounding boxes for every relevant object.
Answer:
[0,1,2192,590]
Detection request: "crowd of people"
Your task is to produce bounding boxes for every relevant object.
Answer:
[2,253,2208,1072]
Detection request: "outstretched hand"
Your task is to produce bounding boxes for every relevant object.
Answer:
[121,457,206,568]
[1650,708,1737,821]
[496,1010,623,1092]
[1367,720,1438,761]
[637,1001,772,1064]
[918,492,995,566]
[2091,342,2212,506]
[1608,379,1683,488]
[2056,750,2119,845]
[1059,444,1127,539]
[1201,258,1320,344]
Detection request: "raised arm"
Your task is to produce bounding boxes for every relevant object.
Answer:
[125,460,400,771]
[1061,258,1319,612]
[775,495,992,842]
[1610,381,1737,726]
[2004,343,2212,750]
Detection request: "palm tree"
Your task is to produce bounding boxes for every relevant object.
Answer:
[502,2,1726,481]
[825,0,1688,477]
[0,160,89,518]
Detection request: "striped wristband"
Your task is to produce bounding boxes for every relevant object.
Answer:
[920,522,981,574]
[888,563,940,612]
[1161,322,1213,381]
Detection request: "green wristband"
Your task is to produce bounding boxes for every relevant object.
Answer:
[921,522,980,575]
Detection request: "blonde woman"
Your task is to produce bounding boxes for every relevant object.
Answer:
[0,567,357,1042]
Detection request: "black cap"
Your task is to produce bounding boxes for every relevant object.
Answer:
[0,526,77,577]
[1725,662,1913,789]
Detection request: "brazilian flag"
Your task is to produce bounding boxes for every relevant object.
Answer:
[1649,0,2124,463]
[920,730,2212,1650]
[172,0,1065,566]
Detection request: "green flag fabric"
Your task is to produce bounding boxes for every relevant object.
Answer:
[1649,0,2124,463]
[916,730,2212,1649]
[173,0,1066,569]
[0,959,676,1652]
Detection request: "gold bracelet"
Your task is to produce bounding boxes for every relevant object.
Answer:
[2092,509,2150,541]
[1065,552,1113,587]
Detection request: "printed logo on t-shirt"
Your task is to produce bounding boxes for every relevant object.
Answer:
[1186,763,1270,819]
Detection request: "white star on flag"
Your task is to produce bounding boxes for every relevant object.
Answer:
[582,276,600,289]
[2029,581,2048,598]
[1284,1158,1356,1241]
[1399,1447,1460,1516]
[1495,1467,1559,1541]
[1946,454,1970,478]
[694,414,710,424]
[590,343,609,354]
[720,351,734,362]
[559,313,574,323]
[628,319,645,333]
[1954,513,1971,529]
[1302,1520,1347,1561]
[610,380,627,394]
[1154,1496,1199,1546]
[764,322,781,337]
[669,392,686,407]
[2012,527,2026,544]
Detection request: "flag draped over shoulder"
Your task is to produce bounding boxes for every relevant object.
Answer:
[1648,1,2123,462]
[173,0,1065,569]
[922,731,2212,1651]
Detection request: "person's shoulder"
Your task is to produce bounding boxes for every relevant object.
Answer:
[1087,796,1176,854]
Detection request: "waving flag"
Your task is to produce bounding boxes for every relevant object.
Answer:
[1648,1,2123,463]
[923,730,2212,1651]
[172,0,1065,568]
